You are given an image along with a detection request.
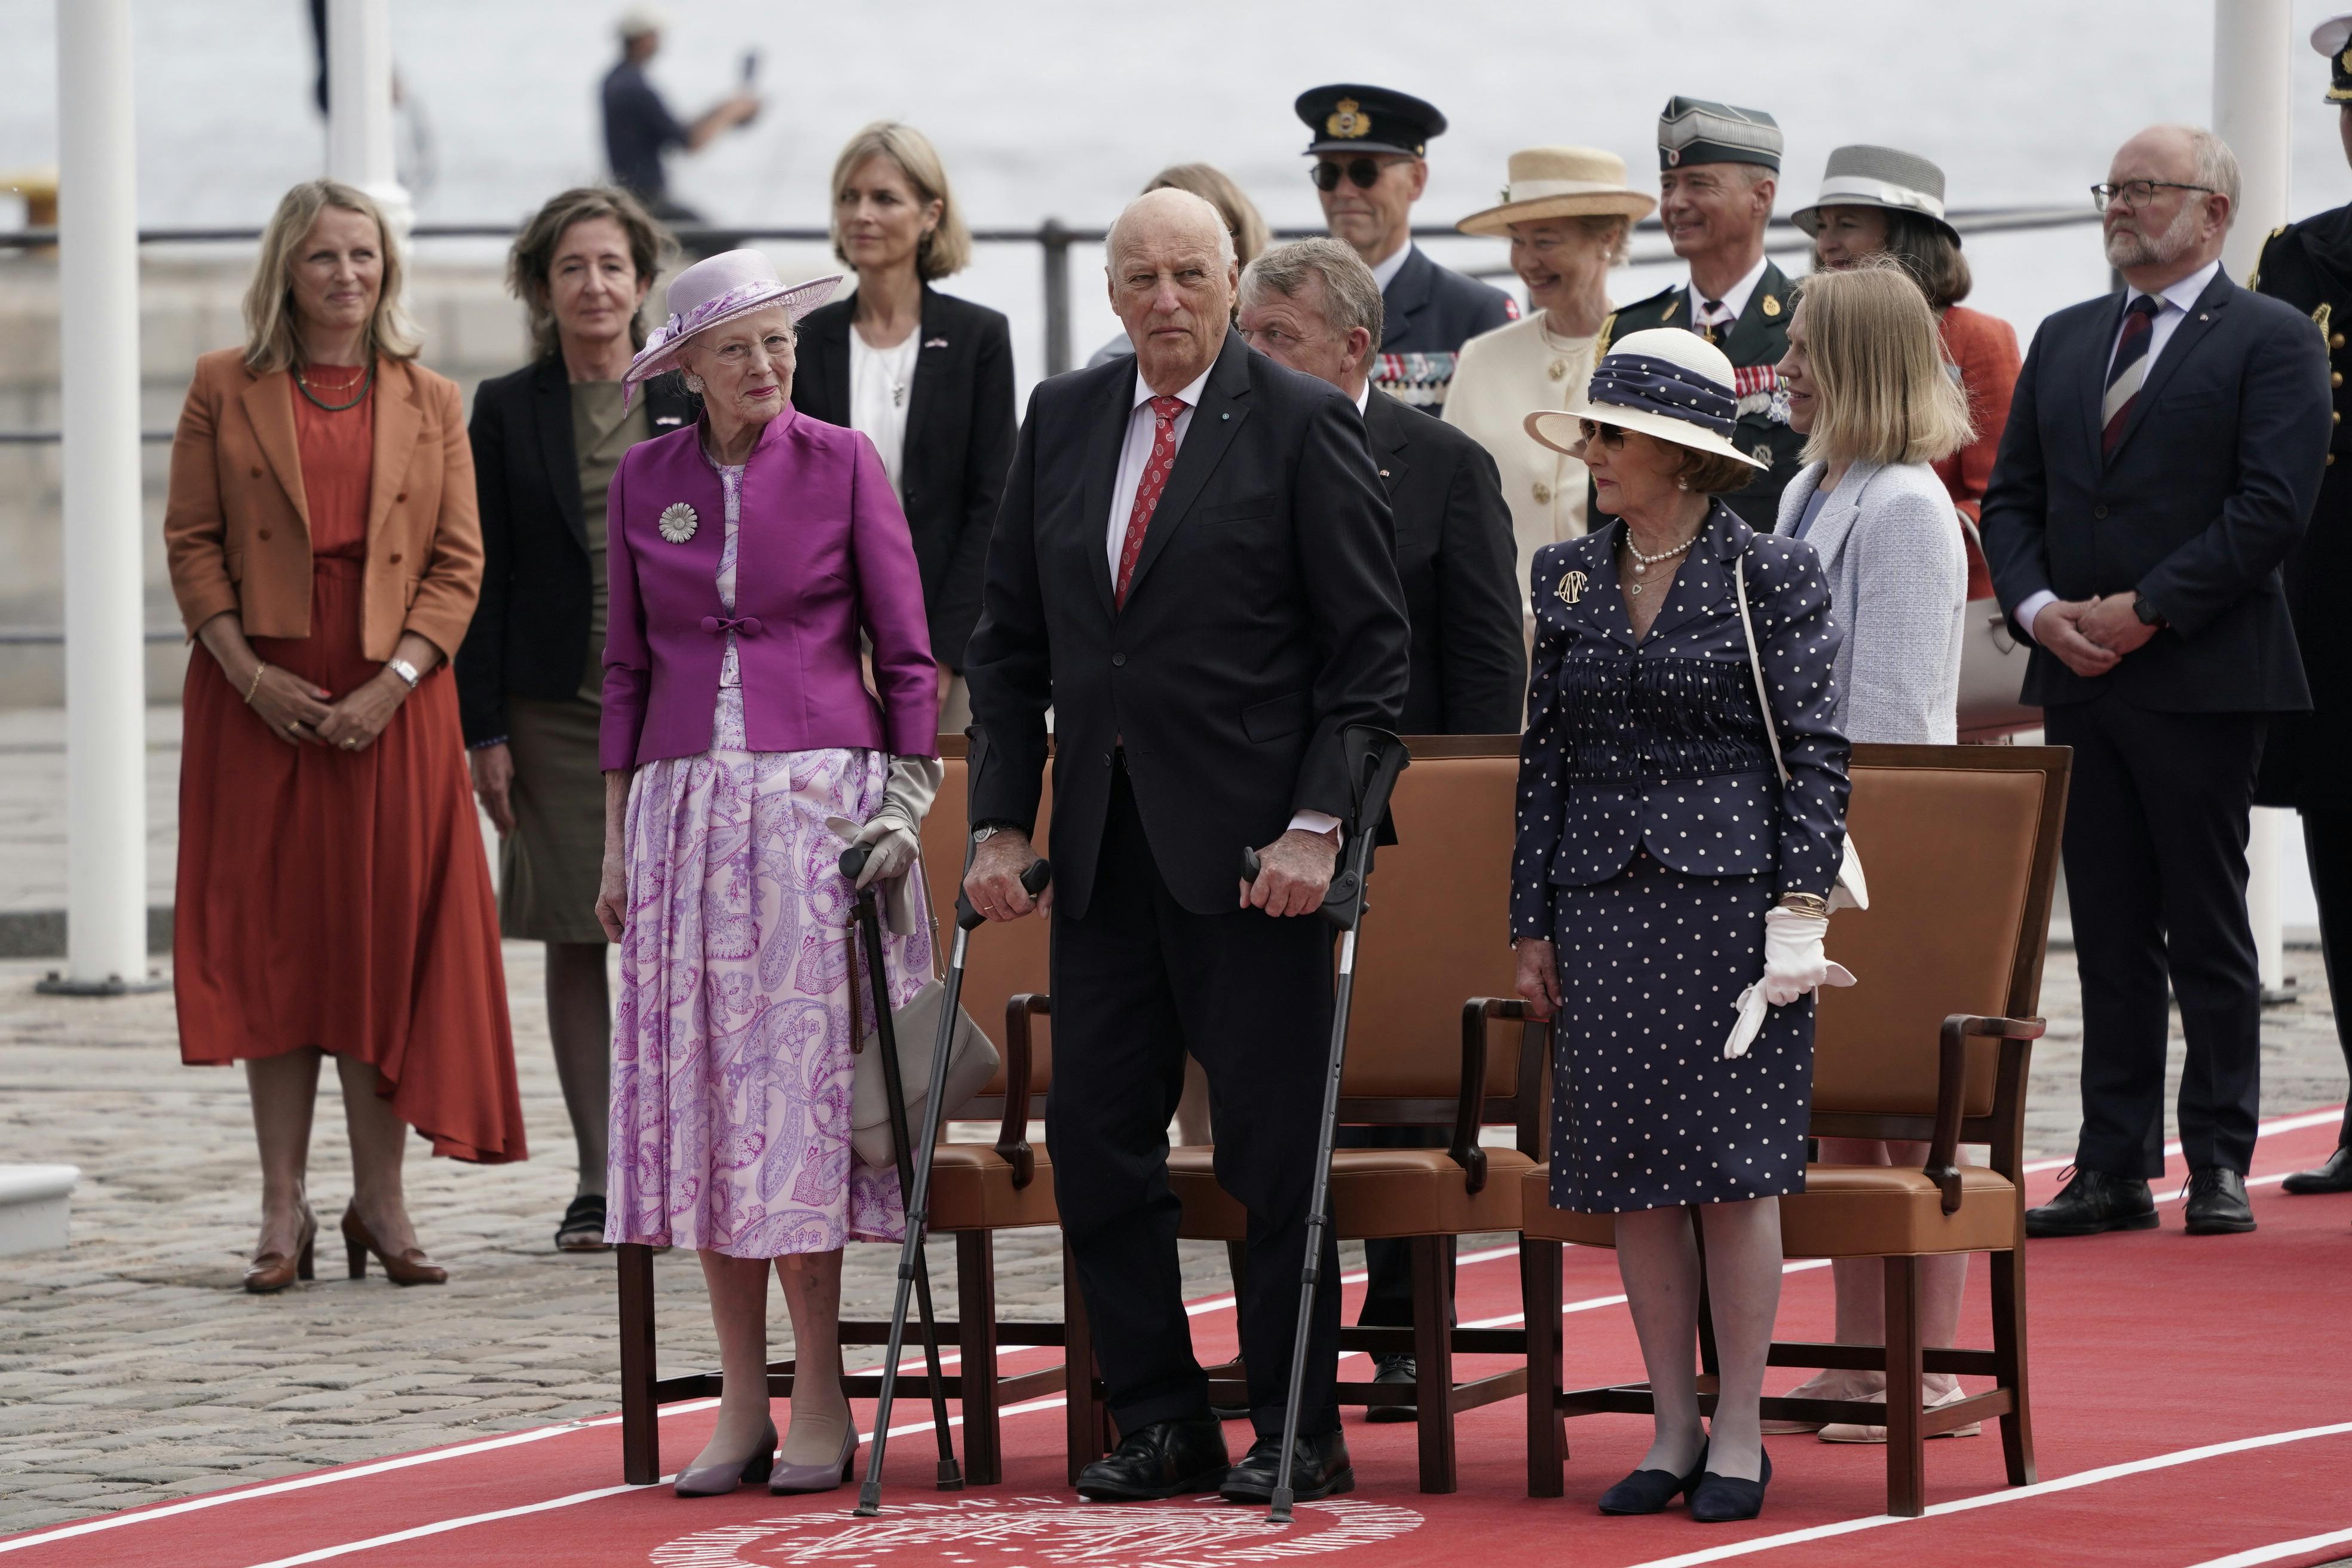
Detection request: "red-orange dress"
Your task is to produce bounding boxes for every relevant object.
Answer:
[174,365,526,1164]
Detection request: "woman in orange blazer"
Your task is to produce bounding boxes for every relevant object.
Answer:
[164,179,525,1295]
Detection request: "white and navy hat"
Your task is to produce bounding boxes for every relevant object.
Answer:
[2313,13,2352,102]
[1658,97,1782,173]
[1792,143,1959,246]
[1523,329,1766,470]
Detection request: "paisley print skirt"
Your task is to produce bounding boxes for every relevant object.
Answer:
[604,716,927,1257]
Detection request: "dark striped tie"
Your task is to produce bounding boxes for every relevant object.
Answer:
[2101,295,2161,456]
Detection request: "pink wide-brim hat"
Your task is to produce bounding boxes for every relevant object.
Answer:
[621,248,841,392]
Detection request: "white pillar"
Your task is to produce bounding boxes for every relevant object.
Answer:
[2214,0,2297,993]
[51,0,151,992]
[324,0,411,235]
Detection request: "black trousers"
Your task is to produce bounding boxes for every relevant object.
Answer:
[2045,695,2265,1177]
[2301,810,2352,1150]
[1048,761,1342,1439]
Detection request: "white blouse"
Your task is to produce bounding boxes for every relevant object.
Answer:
[848,327,921,497]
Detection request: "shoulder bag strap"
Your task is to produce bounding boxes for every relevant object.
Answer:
[1733,551,1791,786]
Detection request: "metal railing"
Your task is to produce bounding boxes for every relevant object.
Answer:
[0,203,2103,650]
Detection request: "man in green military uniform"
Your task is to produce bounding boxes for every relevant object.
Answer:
[2253,13,2352,1198]
[1596,97,1803,529]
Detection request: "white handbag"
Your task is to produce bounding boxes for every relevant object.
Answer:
[1734,552,1869,912]
[842,861,1002,1170]
[1953,517,2041,740]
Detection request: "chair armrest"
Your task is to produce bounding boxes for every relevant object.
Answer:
[1928,1013,2045,1213]
[1452,998,1533,1194]
[1000,993,1050,1189]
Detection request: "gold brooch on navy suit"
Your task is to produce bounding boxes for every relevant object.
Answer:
[1555,569,1588,605]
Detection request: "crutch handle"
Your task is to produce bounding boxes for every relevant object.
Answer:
[1239,846,1362,929]
[954,858,1051,930]
[838,843,872,882]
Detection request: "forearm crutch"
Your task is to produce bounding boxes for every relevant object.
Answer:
[1239,725,1410,1526]
[844,837,1051,1518]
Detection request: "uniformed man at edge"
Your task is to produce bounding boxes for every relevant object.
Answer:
[1595,97,1804,529]
[2253,12,2352,1200]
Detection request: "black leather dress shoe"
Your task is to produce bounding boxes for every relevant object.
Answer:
[1597,1443,1707,1515]
[1074,1417,1231,1501]
[2025,1169,2158,1238]
[1689,1449,1772,1524]
[1217,1429,1353,1503]
[2281,1145,2352,1195]
[2182,1166,2256,1234]
[1365,1353,1416,1423]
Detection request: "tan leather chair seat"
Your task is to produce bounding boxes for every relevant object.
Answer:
[1519,1162,2020,1256]
[1168,1144,1533,1240]
[927,1143,1058,1232]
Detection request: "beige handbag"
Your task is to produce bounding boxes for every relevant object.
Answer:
[1734,552,1869,912]
[1954,517,2041,740]
[843,862,1000,1169]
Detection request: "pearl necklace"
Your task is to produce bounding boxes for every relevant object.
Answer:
[1619,530,1696,596]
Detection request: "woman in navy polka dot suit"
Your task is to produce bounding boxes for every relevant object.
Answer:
[1512,329,1853,1524]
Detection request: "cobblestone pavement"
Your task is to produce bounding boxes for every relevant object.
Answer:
[2,942,2347,1535]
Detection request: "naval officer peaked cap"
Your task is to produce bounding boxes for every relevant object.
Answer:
[1296,83,1447,158]
[1658,96,1783,173]
[2314,13,2352,101]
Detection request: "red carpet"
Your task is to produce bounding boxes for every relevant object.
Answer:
[5,1108,2349,1568]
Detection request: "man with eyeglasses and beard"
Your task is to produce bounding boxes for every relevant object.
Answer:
[1296,85,1515,407]
[1980,124,2330,1242]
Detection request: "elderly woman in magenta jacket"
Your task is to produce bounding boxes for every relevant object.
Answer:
[595,250,941,1499]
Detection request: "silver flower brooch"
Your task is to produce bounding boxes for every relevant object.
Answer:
[657,502,699,544]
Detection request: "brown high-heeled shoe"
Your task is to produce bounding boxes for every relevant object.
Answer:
[243,1210,318,1294]
[341,1204,447,1286]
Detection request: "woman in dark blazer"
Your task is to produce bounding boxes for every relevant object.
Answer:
[457,186,689,1252]
[1511,329,1854,1524]
[791,121,1014,726]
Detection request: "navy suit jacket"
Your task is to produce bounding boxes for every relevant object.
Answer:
[1979,267,2330,713]
[1509,504,1850,942]
[1383,244,1517,354]
[965,332,1410,919]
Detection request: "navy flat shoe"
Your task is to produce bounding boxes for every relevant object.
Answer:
[1689,1448,1772,1523]
[1597,1444,1707,1515]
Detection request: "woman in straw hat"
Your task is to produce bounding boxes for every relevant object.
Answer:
[596,249,942,1497]
[1794,143,2019,601]
[1445,147,1656,635]
[1511,329,1854,1523]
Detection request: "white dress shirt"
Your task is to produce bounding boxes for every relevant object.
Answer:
[1368,238,1413,296]
[1685,253,1769,328]
[848,328,920,498]
[2014,258,2223,641]
[1108,359,1339,840]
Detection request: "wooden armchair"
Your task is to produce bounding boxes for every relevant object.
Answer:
[1516,743,2070,1517]
[1062,738,1548,1493]
[618,740,1062,1486]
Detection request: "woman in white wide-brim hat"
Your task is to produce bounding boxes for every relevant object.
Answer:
[1444,147,1657,639]
[1511,327,1854,1523]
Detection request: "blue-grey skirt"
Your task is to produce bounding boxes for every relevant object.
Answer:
[1548,850,1812,1214]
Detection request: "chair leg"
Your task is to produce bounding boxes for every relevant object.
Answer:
[1520,1238,1565,1497]
[1062,1241,1105,1484]
[1410,1236,1457,1493]
[956,1232,1002,1487]
[1990,1247,2036,1486]
[618,1243,660,1486]
[1883,1254,1925,1518]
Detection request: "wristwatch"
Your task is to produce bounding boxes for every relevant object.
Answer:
[2132,595,2166,629]
[385,657,422,690]
[972,822,1015,846]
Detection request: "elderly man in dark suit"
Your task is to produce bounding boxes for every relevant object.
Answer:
[1234,234,1521,1419]
[1296,84,1515,403]
[963,188,1410,1505]
[1982,124,2332,1239]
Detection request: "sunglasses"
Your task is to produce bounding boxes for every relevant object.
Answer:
[1578,419,1627,449]
[1311,157,1405,192]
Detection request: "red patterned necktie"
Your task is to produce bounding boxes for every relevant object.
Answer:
[1114,394,1187,607]
[2102,295,2161,457]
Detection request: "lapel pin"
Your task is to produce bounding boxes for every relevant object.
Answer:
[1555,568,1588,605]
[657,502,699,544]
[1221,411,1231,420]
[923,336,949,348]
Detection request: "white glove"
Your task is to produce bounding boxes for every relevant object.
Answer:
[1722,906,1857,1059]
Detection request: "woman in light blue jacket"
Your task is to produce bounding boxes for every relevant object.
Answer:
[1767,258,1974,1441]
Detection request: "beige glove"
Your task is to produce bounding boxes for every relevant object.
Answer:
[826,755,944,935]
